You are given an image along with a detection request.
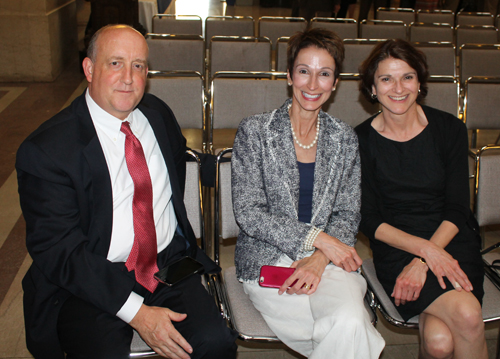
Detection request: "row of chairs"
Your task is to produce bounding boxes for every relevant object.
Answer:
[375,8,499,27]
[151,12,500,40]
[146,32,500,82]
[145,70,500,155]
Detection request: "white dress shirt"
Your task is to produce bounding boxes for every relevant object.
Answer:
[86,90,178,322]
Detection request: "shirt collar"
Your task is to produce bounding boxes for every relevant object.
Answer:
[85,89,135,137]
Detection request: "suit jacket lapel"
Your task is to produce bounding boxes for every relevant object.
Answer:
[75,94,114,254]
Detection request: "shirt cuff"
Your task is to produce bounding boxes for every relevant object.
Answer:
[116,292,144,323]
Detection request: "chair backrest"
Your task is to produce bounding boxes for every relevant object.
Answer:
[463,77,500,131]
[416,9,455,26]
[413,42,456,77]
[409,22,454,42]
[276,36,289,72]
[146,71,205,129]
[258,16,307,50]
[146,34,205,73]
[455,25,499,53]
[326,75,380,128]
[310,17,358,39]
[459,44,500,86]
[209,36,272,78]
[205,16,255,46]
[209,72,288,151]
[342,39,386,74]
[473,145,500,227]
[376,7,416,25]
[184,150,205,245]
[359,19,408,40]
[457,11,495,26]
[152,14,203,36]
[420,76,460,117]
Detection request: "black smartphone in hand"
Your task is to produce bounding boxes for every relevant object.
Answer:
[154,256,204,286]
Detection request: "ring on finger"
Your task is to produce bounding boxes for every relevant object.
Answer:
[304,284,311,290]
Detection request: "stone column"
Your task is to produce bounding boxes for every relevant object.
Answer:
[0,0,78,82]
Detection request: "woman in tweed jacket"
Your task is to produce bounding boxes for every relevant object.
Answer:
[231,28,384,359]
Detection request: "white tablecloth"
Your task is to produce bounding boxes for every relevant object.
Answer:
[139,0,158,33]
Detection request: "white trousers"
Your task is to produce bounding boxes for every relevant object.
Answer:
[243,257,385,359]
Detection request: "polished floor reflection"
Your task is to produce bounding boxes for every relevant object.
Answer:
[0,0,498,358]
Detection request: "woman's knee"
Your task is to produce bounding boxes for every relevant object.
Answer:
[449,299,484,336]
[421,327,454,359]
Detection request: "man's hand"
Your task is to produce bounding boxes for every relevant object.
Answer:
[392,258,428,306]
[129,304,192,359]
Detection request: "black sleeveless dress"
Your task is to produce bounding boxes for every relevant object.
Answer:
[368,125,484,321]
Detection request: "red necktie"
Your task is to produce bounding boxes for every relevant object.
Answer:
[121,121,159,293]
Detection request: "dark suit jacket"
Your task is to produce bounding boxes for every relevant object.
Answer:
[16,92,218,359]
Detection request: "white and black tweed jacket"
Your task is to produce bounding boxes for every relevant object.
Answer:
[232,99,361,282]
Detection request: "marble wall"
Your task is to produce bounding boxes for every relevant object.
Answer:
[0,0,77,82]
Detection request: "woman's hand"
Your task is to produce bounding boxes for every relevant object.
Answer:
[313,232,363,272]
[392,258,428,306]
[279,250,329,296]
[421,241,473,292]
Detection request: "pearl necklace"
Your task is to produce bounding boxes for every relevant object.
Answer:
[288,103,320,150]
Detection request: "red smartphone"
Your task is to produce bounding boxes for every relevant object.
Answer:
[259,265,296,288]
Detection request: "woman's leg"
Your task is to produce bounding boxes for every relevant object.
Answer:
[421,290,487,359]
[418,313,453,359]
[308,266,385,359]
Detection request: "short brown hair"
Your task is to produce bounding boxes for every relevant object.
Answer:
[287,27,345,81]
[359,39,429,103]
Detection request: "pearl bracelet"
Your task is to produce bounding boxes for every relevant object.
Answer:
[303,226,322,252]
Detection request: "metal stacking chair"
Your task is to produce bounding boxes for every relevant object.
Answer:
[130,149,207,357]
[459,44,500,88]
[205,16,255,44]
[455,25,499,55]
[211,148,378,343]
[152,14,203,36]
[146,71,206,151]
[146,34,205,74]
[275,36,289,72]
[342,39,386,74]
[376,7,416,25]
[416,9,455,26]
[209,36,272,79]
[409,22,454,42]
[456,11,495,26]
[326,74,380,128]
[413,42,456,77]
[359,19,408,40]
[208,72,288,153]
[310,17,358,39]
[463,77,500,150]
[258,16,307,50]
[420,76,460,117]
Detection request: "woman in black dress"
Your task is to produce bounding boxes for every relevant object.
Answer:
[355,39,487,359]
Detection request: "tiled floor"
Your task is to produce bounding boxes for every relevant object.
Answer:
[0,0,499,358]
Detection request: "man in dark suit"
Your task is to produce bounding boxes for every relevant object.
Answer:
[16,24,237,359]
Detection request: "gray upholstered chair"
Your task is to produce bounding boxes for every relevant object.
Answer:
[209,36,272,80]
[459,44,500,88]
[359,19,408,41]
[310,17,358,40]
[376,7,416,25]
[146,34,205,74]
[275,36,289,72]
[258,16,307,51]
[208,72,289,153]
[409,22,454,42]
[152,14,202,36]
[420,76,460,117]
[205,16,255,47]
[342,39,386,74]
[456,11,495,26]
[455,25,499,55]
[416,9,455,26]
[412,42,456,77]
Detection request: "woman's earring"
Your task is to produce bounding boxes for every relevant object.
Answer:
[371,93,377,100]
[288,82,292,86]
[418,88,421,94]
